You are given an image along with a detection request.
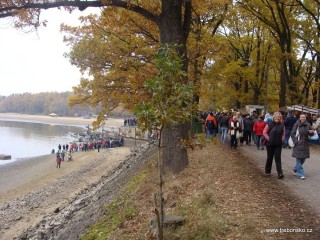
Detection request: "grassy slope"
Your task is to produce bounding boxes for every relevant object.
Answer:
[81,140,320,240]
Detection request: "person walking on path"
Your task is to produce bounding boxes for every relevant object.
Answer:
[219,111,229,144]
[291,113,314,180]
[205,112,217,140]
[283,111,297,148]
[263,112,285,179]
[236,112,245,145]
[229,115,240,149]
[243,116,253,145]
[313,115,320,144]
[253,116,266,150]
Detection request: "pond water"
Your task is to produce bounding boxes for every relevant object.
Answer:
[0,120,84,165]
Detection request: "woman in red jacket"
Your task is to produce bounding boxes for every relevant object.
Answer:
[253,116,267,150]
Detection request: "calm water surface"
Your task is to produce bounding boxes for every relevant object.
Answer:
[0,120,84,165]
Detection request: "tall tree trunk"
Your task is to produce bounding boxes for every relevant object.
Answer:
[161,122,190,173]
[158,0,191,173]
[279,61,287,108]
[317,51,320,109]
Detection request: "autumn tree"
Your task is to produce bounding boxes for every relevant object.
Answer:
[236,0,302,108]
[62,7,159,127]
[201,3,277,110]
[0,0,196,172]
[294,0,320,108]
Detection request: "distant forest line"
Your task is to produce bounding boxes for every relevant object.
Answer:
[0,92,130,117]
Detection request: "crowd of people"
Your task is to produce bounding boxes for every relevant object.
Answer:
[197,110,320,180]
[124,118,137,127]
[52,137,125,168]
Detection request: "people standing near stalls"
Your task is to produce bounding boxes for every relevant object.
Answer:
[229,115,240,149]
[205,112,217,140]
[291,114,314,180]
[263,112,285,179]
[283,111,297,148]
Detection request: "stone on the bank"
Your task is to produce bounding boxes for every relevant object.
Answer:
[0,154,11,160]
[151,215,185,229]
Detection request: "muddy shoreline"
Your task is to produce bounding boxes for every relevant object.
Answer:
[0,113,143,239]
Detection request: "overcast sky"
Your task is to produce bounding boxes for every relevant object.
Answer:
[0,8,100,97]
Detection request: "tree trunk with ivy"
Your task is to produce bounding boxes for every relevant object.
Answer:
[157,0,191,173]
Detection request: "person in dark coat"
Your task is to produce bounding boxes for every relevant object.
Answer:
[291,114,314,180]
[283,111,297,148]
[243,116,254,145]
[263,112,285,179]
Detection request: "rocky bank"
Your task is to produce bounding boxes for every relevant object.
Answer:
[0,142,156,240]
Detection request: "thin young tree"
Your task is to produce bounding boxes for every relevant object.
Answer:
[135,44,196,239]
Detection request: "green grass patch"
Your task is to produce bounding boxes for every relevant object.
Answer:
[80,170,149,240]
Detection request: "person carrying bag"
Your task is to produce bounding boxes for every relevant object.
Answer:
[291,114,314,180]
[262,112,285,179]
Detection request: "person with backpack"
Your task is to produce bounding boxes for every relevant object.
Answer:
[205,112,217,139]
[263,112,285,179]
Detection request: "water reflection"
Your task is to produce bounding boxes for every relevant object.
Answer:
[0,121,84,165]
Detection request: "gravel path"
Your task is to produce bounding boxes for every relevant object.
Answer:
[239,142,320,215]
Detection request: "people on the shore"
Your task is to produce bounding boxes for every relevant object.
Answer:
[61,150,65,161]
[291,114,314,180]
[56,152,62,168]
[67,151,73,161]
[263,112,285,179]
